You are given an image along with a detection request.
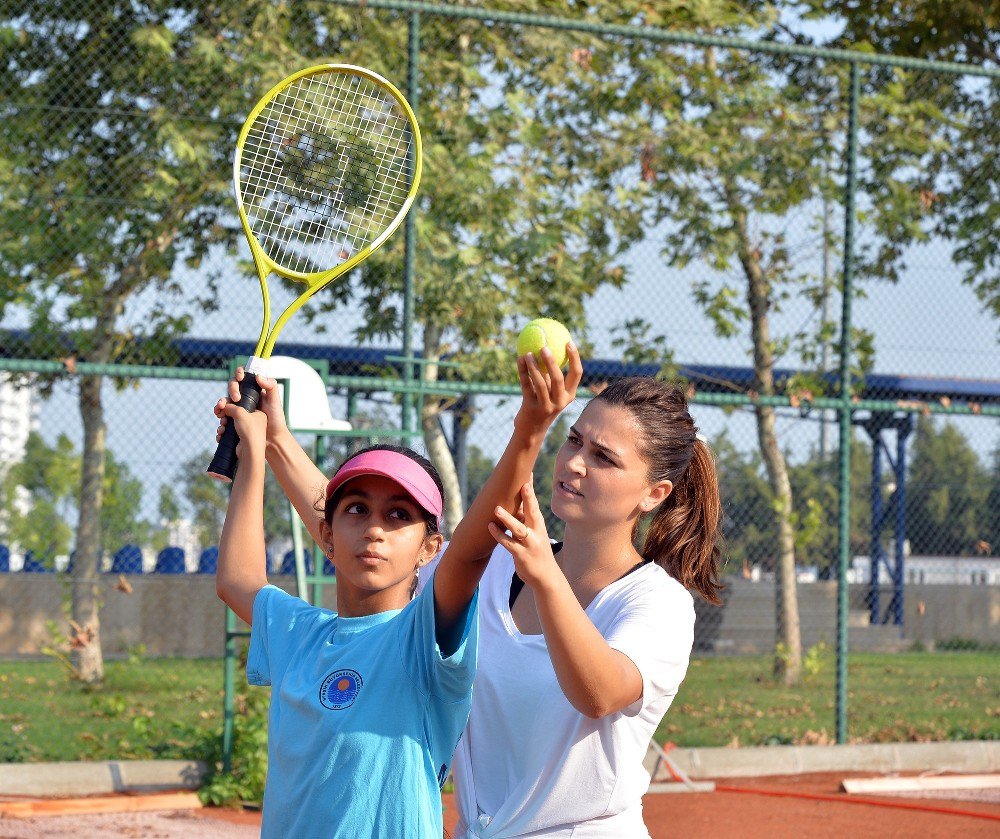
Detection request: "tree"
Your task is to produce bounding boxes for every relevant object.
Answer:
[296,4,654,534]
[787,435,874,576]
[100,450,149,555]
[0,432,78,561]
[906,418,990,555]
[714,431,777,575]
[802,0,1000,328]
[0,432,147,563]
[987,447,1000,554]
[563,1,955,682]
[175,450,291,557]
[0,1,306,681]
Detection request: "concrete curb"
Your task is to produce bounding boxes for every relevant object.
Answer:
[661,741,1000,779]
[1,742,998,797]
[0,760,206,797]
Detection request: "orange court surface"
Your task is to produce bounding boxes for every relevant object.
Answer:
[1,772,998,838]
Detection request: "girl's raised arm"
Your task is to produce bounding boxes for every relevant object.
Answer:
[432,344,582,632]
[216,405,271,625]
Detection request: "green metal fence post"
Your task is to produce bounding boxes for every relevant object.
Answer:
[401,11,420,439]
[835,61,861,745]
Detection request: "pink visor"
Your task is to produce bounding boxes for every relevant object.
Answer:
[325,450,443,528]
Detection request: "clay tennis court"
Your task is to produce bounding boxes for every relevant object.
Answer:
[2,772,998,838]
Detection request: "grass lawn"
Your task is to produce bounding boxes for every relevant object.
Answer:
[0,657,229,763]
[0,651,996,762]
[660,651,999,747]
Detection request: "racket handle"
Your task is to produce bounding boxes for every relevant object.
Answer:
[207,373,263,482]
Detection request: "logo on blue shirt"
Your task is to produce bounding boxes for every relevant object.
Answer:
[319,669,364,710]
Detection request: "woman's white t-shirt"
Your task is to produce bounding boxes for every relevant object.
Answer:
[420,544,695,838]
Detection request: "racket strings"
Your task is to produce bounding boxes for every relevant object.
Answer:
[239,70,415,276]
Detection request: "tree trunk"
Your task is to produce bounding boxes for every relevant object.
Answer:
[755,404,802,684]
[72,373,106,684]
[419,324,464,537]
[727,185,803,685]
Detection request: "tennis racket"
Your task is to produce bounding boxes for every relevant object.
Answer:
[207,64,422,481]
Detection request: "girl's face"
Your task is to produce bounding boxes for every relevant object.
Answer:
[550,400,672,528]
[320,474,442,610]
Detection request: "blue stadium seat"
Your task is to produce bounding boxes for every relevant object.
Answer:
[110,544,143,574]
[22,550,53,573]
[197,546,218,574]
[154,546,186,574]
[0,545,9,572]
[280,549,314,575]
[323,556,336,575]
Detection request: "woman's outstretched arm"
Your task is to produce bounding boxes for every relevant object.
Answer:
[489,482,643,719]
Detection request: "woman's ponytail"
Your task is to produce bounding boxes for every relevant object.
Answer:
[641,440,723,604]
[595,378,724,604]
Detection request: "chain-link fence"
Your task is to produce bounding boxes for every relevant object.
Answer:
[1,1,998,768]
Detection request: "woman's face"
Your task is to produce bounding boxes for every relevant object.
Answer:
[550,400,672,528]
[320,474,440,603]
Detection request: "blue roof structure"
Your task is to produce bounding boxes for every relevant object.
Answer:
[3,330,998,404]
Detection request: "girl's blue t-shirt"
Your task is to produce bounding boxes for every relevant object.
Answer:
[247,571,478,838]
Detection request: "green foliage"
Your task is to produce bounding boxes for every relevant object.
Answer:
[0,432,148,559]
[714,431,873,575]
[804,0,1000,332]
[989,447,1000,552]
[906,418,991,555]
[196,689,270,807]
[0,433,77,560]
[172,450,291,552]
[802,641,830,678]
[935,637,1000,652]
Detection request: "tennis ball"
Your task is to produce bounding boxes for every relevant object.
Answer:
[516,318,572,368]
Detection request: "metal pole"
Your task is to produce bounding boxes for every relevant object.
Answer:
[869,434,882,624]
[401,11,420,437]
[819,189,833,464]
[894,417,912,626]
[835,61,860,745]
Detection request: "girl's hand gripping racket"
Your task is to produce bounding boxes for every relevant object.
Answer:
[208,64,422,481]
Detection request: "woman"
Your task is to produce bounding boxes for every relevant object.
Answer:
[430,375,722,838]
[213,346,581,838]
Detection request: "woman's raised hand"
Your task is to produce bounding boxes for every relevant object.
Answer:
[514,342,582,435]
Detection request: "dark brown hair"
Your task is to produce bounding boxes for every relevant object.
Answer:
[594,378,723,603]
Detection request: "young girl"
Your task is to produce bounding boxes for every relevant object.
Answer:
[425,376,723,838]
[213,345,581,839]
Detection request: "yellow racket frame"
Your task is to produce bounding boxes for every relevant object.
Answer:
[234,63,423,360]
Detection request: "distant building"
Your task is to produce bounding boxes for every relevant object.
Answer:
[0,375,38,542]
[0,373,37,465]
[852,554,1000,586]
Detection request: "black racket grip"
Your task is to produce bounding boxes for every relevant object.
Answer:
[207,373,263,482]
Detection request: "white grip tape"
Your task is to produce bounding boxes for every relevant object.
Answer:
[245,356,269,377]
